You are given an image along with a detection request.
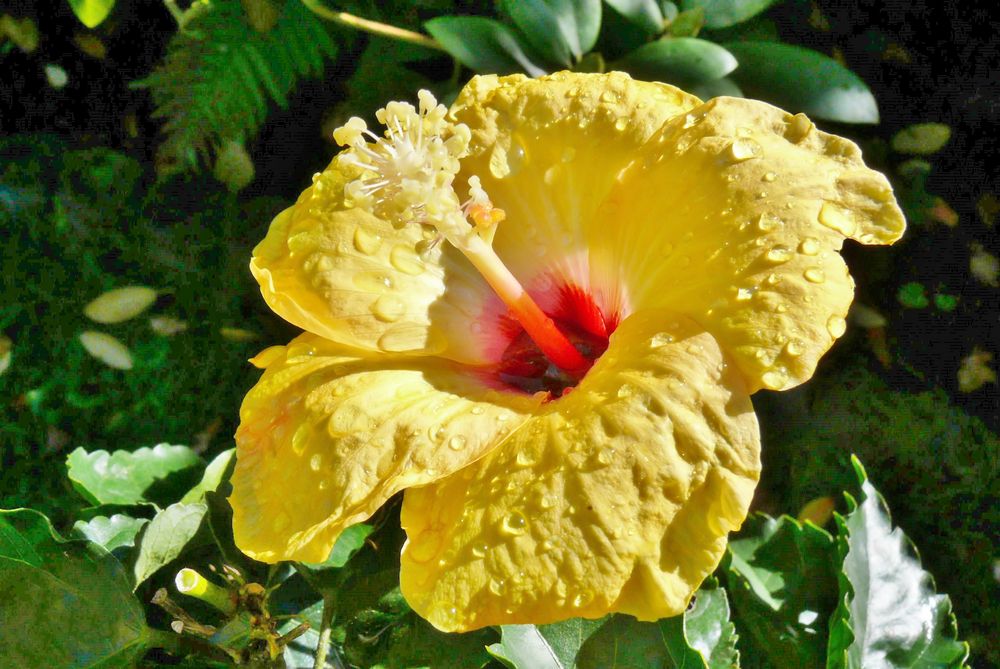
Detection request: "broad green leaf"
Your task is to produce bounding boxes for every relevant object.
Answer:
[576,616,673,668]
[131,501,208,587]
[615,37,737,85]
[67,0,116,28]
[488,618,606,668]
[605,0,665,34]
[67,443,204,507]
[378,613,496,669]
[688,74,743,99]
[425,16,548,76]
[827,457,969,669]
[302,523,374,570]
[501,0,602,66]
[890,123,952,155]
[725,514,837,669]
[667,7,705,36]
[661,578,740,668]
[724,41,879,123]
[0,509,150,667]
[180,448,235,503]
[73,513,148,553]
[680,0,779,29]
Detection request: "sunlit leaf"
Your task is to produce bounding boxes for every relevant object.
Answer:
[78,330,134,370]
[67,0,116,29]
[827,458,969,668]
[83,285,158,324]
[896,282,929,309]
[302,523,374,570]
[181,448,235,504]
[0,508,151,667]
[615,37,737,85]
[680,0,779,29]
[501,0,602,66]
[488,618,605,668]
[425,16,549,76]
[73,513,149,554]
[604,0,665,34]
[67,444,204,506]
[725,41,879,123]
[131,501,208,588]
[890,123,951,155]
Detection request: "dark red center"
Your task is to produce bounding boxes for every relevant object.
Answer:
[495,284,619,397]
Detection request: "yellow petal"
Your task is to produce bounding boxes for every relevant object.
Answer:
[400,311,759,631]
[449,71,701,317]
[251,181,496,363]
[230,333,541,563]
[592,96,905,391]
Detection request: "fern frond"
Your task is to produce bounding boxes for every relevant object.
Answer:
[135,0,338,170]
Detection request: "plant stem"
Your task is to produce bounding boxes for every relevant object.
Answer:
[311,595,337,669]
[301,0,444,52]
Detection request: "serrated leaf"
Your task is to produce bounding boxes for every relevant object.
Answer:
[724,41,879,123]
[0,508,150,667]
[67,0,116,28]
[501,0,602,66]
[73,513,149,553]
[616,37,737,85]
[181,448,235,503]
[605,0,665,34]
[131,501,208,587]
[827,457,969,669]
[83,285,158,324]
[725,514,837,669]
[661,579,740,668]
[67,444,204,506]
[425,16,549,76]
[679,0,778,29]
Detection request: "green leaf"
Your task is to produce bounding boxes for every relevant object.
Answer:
[725,515,837,669]
[180,448,235,503]
[724,41,879,124]
[666,7,705,36]
[661,579,740,668]
[73,513,149,553]
[890,123,952,155]
[897,282,929,309]
[67,0,115,28]
[0,509,150,667]
[827,458,969,669]
[933,292,959,312]
[576,616,674,668]
[303,523,374,570]
[616,37,737,86]
[488,618,606,668]
[131,501,208,587]
[425,16,549,76]
[501,0,602,67]
[605,0,665,34]
[680,0,779,29]
[66,443,204,506]
[688,75,743,99]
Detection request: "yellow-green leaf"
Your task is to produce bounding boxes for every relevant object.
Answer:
[83,285,158,324]
[890,123,951,155]
[67,0,116,29]
[79,330,134,370]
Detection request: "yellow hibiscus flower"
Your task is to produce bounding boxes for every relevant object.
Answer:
[231,71,904,632]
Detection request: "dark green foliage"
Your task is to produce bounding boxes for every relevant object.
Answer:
[135,0,338,169]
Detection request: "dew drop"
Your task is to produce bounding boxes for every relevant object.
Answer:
[600,90,618,103]
[784,339,804,357]
[798,237,821,255]
[470,406,484,415]
[377,326,414,352]
[766,246,792,264]
[650,332,675,348]
[728,138,762,162]
[471,541,489,558]
[763,171,777,182]
[448,435,467,451]
[489,579,507,595]
[540,538,556,552]
[761,367,789,389]
[353,227,382,255]
[291,424,310,455]
[390,245,424,275]
[507,141,526,176]
[596,449,613,466]
[614,117,629,131]
[765,273,782,286]
[515,449,538,467]
[757,213,782,232]
[818,202,856,236]
[371,294,405,322]
[539,494,555,509]
[500,511,527,536]
[429,425,446,442]
[309,453,322,471]
[827,315,847,338]
[736,287,757,301]
[803,268,826,284]
[785,113,814,142]
[572,591,594,608]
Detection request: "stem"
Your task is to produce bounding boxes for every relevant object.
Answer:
[301,0,445,52]
[312,596,336,669]
[175,568,237,615]
[460,233,589,375]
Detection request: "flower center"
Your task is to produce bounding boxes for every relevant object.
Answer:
[497,284,617,397]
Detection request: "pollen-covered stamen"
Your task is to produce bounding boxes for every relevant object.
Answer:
[333,91,589,376]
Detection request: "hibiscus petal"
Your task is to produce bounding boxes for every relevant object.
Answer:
[449,71,702,318]
[399,311,759,631]
[231,333,541,563]
[594,96,905,391]
[250,172,496,363]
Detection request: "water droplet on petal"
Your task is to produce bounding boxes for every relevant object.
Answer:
[761,367,789,389]
[827,315,847,338]
[818,202,857,236]
[291,424,310,455]
[489,578,507,595]
[572,591,594,608]
[309,453,322,471]
[507,140,526,176]
[471,541,489,558]
[377,326,414,352]
[614,117,628,131]
[515,449,538,467]
[650,332,675,348]
[765,273,782,286]
[390,245,423,275]
[729,138,762,162]
[500,511,527,536]
[353,227,382,255]
[766,245,793,263]
[763,171,777,182]
[736,287,757,301]
[757,213,782,232]
[448,435,467,451]
[784,340,804,357]
[803,268,826,284]
[371,294,405,322]
[470,406,484,415]
[798,237,821,255]
[786,113,814,142]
